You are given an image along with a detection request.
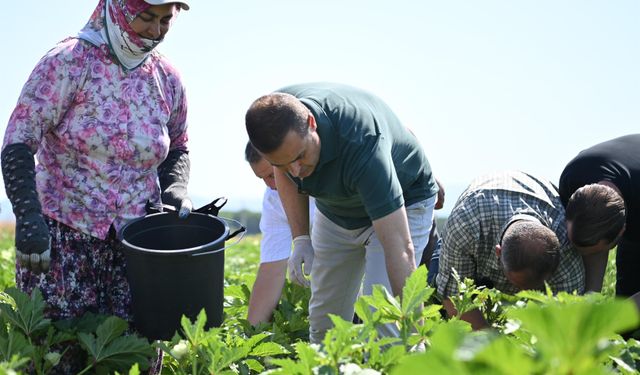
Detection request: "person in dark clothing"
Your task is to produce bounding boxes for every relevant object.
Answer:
[559,134,637,302]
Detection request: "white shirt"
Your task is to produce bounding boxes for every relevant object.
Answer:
[259,188,315,263]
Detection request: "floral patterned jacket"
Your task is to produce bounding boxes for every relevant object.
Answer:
[2,37,188,239]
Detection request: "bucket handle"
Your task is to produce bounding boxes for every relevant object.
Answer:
[195,197,228,216]
[145,197,228,216]
[191,216,246,257]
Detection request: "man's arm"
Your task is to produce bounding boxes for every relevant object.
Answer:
[442,299,489,330]
[434,177,445,210]
[581,250,608,292]
[274,168,314,286]
[372,206,416,296]
[436,200,488,329]
[274,168,309,237]
[247,259,288,325]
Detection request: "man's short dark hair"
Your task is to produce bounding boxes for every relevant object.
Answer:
[501,221,560,286]
[566,184,626,247]
[245,92,310,154]
[244,141,262,164]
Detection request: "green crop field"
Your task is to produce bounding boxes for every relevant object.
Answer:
[0,226,638,374]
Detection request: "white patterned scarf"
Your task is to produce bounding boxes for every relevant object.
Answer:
[78,0,163,70]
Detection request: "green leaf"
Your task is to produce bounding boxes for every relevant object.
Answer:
[508,297,639,374]
[354,298,375,324]
[0,354,31,373]
[89,335,155,373]
[392,351,468,375]
[225,285,250,301]
[461,333,534,374]
[374,344,405,368]
[180,309,209,345]
[268,357,310,375]
[114,363,141,375]
[77,332,97,356]
[0,324,33,361]
[610,356,636,374]
[294,341,320,371]
[243,332,269,349]
[448,270,486,317]
[244,358,264,372]
[420,303,443,320]
[77,317,154,374]
[215,346,251,372]
[95,316,129,348]
[54,312,110,334]
[365,285,402,320]
[265,342,319,374]
[391,320,471,375]
[401,266,432,315]
[251,341,288,357]
[0,288,51,337]
[428,320,472,355]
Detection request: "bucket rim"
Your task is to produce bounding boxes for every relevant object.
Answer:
[118,211,230,255]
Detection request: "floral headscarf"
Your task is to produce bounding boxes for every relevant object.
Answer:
[78,0,167,70]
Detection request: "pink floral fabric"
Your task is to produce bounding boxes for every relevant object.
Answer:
[2,36,188,239]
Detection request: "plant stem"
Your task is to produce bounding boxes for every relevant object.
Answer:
[76,365,93,375]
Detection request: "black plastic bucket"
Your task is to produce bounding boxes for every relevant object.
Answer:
[119,208,242,340]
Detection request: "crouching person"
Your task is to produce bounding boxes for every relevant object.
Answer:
[244,141,315,325]
[432,171,585,330]
[245,83,439,342]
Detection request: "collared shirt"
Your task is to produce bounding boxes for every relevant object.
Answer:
[259,188,316,263]
[278,83,438,229]
[436,171,585,297]
[2,38,188,239]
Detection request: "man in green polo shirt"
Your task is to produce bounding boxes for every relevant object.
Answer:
[245,82,439,342]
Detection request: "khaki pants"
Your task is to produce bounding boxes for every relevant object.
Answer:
[309,197,436,343]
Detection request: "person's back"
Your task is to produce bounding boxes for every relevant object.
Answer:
[276,83,439,229]
[437,170,584,296]
[435,170,585,329]
[559,134,640,296]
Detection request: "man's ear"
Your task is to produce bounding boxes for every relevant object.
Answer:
[307,114,317,131]
[495,244,502,258]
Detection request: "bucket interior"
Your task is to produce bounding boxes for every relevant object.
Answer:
[121,212,228,252]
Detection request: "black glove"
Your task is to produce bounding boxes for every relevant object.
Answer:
[1,143,51,272]
[158,149,192,219]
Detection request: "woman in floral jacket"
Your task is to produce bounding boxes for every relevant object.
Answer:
[1,0,191,372]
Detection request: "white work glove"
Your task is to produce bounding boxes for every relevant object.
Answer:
[288,235,314,287]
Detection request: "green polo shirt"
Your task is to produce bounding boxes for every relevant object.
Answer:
[278,83,438,229]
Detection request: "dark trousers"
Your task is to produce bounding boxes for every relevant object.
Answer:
[420,221,441,286]
[616,237,640,297]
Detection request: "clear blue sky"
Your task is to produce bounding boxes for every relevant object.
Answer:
[1,1,639,218]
